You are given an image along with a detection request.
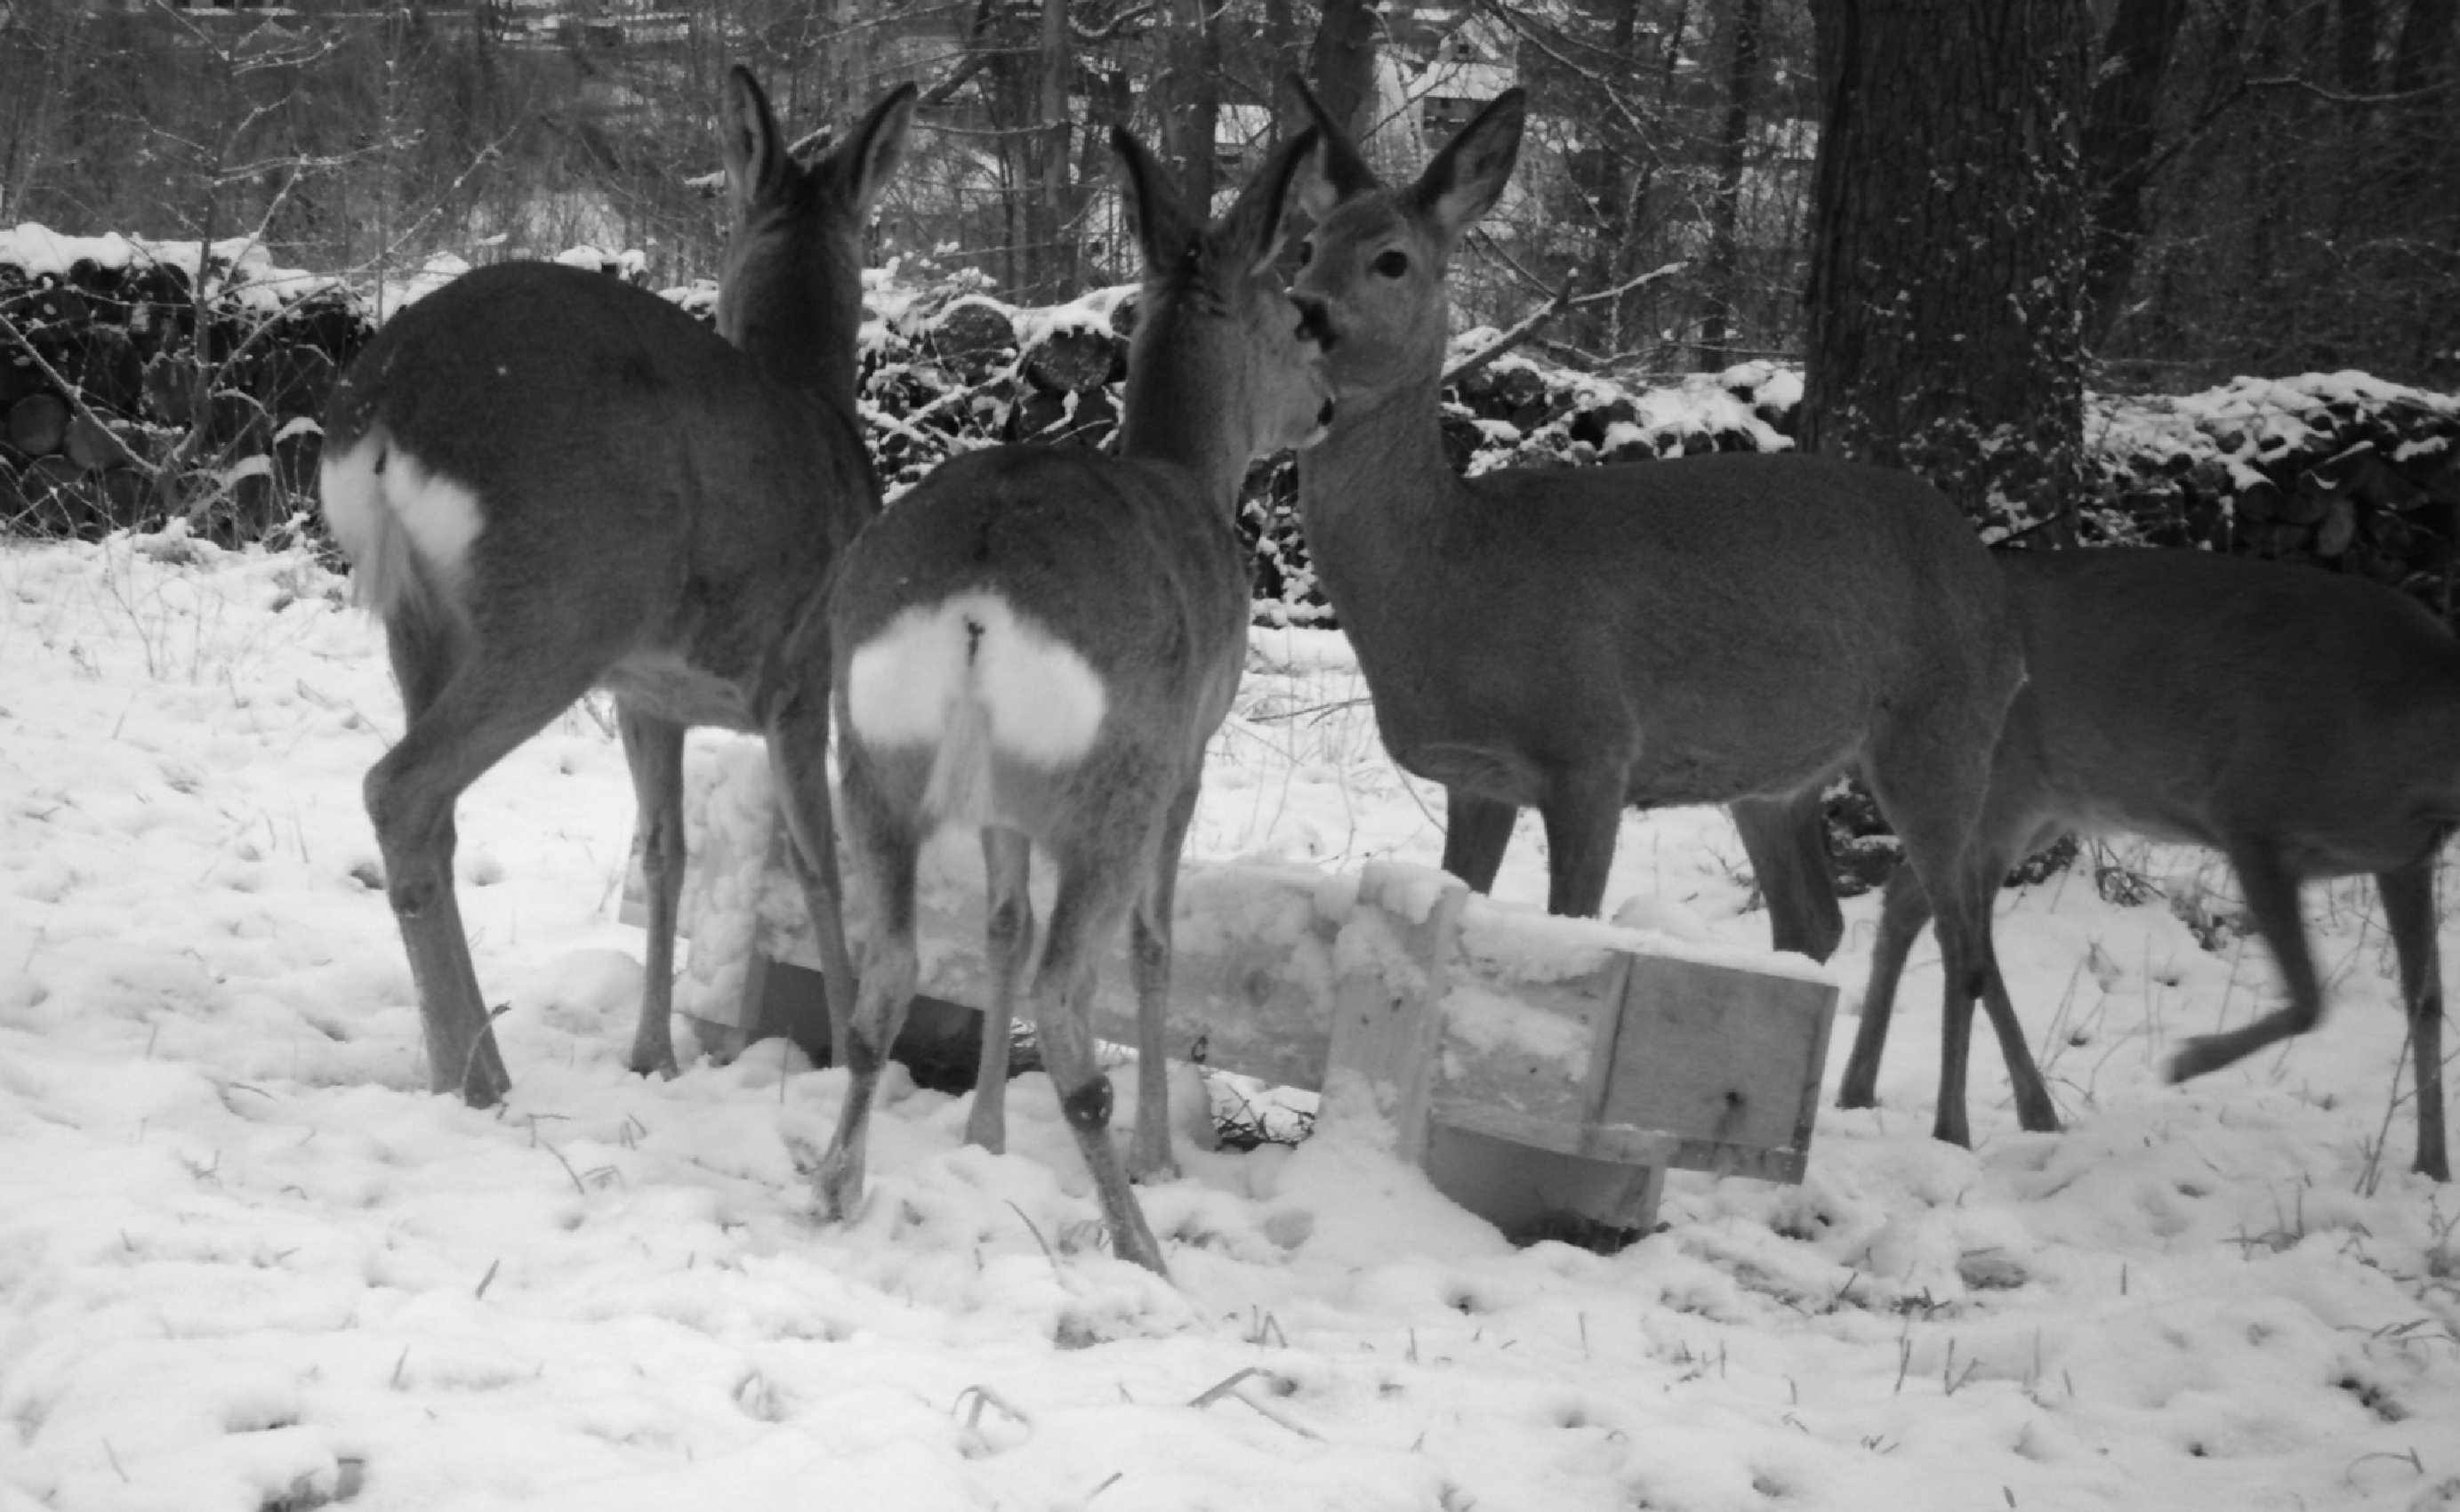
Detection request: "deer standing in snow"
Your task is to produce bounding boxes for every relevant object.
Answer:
[812,127,1333,1275]
[1824,547,2453,1180]
[1283,82,2038,1148]
[321,70,913,1103]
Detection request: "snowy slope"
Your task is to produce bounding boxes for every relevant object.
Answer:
[2,535,2456,1512]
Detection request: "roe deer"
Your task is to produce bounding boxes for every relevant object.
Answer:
[1284,82,2037,1148]
[816,127,1333,1275]
[1825,547,2453,1180]
[321,69,915,1105]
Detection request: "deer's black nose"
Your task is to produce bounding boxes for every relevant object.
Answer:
[1292,294,1336,351]
[1316,397,1337,429]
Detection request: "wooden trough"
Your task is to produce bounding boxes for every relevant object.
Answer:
[623,741,1840,1235]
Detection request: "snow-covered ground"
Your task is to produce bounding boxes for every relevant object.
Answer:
[4,534,2456,1512]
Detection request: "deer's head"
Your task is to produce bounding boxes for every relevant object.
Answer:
[1287,84,1527,405]
[1112,125,1338,462]
[716,68,915,398]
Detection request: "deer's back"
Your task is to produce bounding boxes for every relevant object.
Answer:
[1315,451,2009,804]
[832,446,1250,744]
[1999,548,2460,874]
[326,261,876,712]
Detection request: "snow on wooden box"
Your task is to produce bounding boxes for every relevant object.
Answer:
[624,736,1839,1233]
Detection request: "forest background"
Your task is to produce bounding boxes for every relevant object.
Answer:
[4,0,2454,398]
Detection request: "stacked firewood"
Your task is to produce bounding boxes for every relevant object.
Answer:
[7,233,2456,631]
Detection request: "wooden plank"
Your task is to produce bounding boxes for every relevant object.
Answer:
[1422,1122,1670,1237]
[1602,954,1837,1181]
[893,857,1347,1091]
[1433,904,1633,1156]
[1428,1094,1680,1168]
[1318,864,1468,1165]
[622,747,1843,1211]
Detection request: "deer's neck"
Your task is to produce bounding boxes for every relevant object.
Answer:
[1297,376,1462,604]
[1117,322,1245,513]
[723,268,862,419]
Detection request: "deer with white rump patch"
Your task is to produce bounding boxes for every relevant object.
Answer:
[321,69,914,1104]
[817,127,1334,1275]
[1285,82,2038,1148]
[1824,547,2453,1180]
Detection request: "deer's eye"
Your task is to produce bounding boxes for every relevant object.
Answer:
[1296,238,1314,268]
[1372,249,1410,277]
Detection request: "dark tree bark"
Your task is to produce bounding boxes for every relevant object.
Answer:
[1029,0,1075,295]
[1307,0,1379,142]
[2339,0,2382,92]
[1801,0,2091,535]
[2388,0,2458,210]
[1264,0,1309,130]
[1160,0,1223,216]
[1696,0,1765,369]
[1567,0,1684,355]
[2077,0,2188,350]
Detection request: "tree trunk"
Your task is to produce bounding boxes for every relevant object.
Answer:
[1025,0,1076,298]
[2077,0,2187,350]
[1265,0,1308,130]
[1307,0,1379,142]
[1696,0,1765,370]
[2388,0,2457,211]
[1162,0,1222,217]
[1802,0,2090,535]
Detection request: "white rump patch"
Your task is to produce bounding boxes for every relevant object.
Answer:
[845,591,1108,767]
[319,433,485,607]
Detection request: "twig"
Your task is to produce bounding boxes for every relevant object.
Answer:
[0,306,159,479]
[1441,261,1686,386]
[1005,1199,1067,1281]
[1187,1367,1322,1440]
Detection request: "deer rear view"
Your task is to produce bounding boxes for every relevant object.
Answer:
[320,69,915,1104]
[1831,547,2455,1181]
[816,127,1332,1275]
[1285,83,2038,1148]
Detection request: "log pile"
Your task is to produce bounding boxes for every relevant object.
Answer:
[1,235,373,543]
[2081,375,2460,598]
[6,229,2456,631]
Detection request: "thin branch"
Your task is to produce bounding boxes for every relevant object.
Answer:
[1442,261,1687,385]
[1072,1,1158,43]
[0,307,160,479]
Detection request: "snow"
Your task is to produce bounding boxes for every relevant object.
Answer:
[6,535,2460,1512]
[2089,371,2460,492]
[0,223,331,314]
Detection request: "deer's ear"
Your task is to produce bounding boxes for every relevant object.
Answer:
[1408,88,1525,247]
[1111,126,1198,276]
[830,82,917,218]
[1218,128,1319,276]
[1289,74,1379,220]
[720,66,789,215]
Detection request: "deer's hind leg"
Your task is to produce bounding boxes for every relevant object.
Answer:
[620,704,688,1078]
[769,681,858,1068]
[1037,823,1170,1275]
[2169,844,2322,1086]
[367,608,597,1106]
[968,826,1033,1154]
[815,748,921,1223]
[2375,857,2448,1182]
[1126,777,1204,1185]
[1836,862,1937,1111]
[1863,696,2054,1145]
